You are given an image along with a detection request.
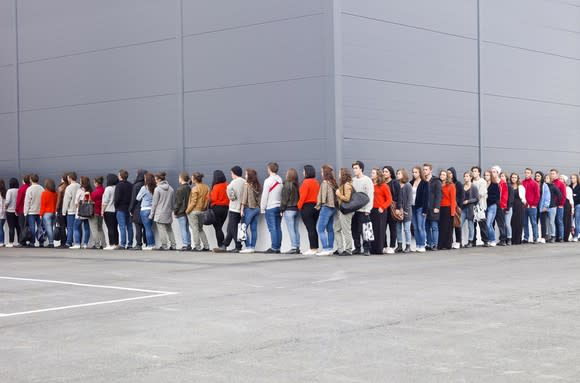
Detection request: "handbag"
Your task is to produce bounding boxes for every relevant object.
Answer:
[54,225,65,242]
[474,204,486,222]
[453,207,462,228]
[202,208,216,225]
[36,221,47,243]
[78,201,95,218]
[237,222,247,241]
[21,222,33,243]
[339,192,370,214]
[362,221,374,241]
[390,202,404,221]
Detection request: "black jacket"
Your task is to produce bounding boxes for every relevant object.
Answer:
[448,167,463,210]
[414,179,430,212]
[427,177,442,221]
[387,180,401,209]
[129,170,146,223]
[280,181,299,212]
[114,180,133,212]
[174,184,191,217]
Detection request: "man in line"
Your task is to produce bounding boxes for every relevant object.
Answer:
[218,165,245,253]
[351,161,374,256]
[423,163,441,251]
[522,168,540,243]
[114,169,134,250]
[61,172,80,248]
[551,169,567,242]
[471,166,488,247]
[261,162,283,253]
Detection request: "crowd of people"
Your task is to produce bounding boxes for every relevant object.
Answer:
[0,161,579,256]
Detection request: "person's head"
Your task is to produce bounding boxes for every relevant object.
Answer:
[29,174,39,184]
[93,176,104,188]
[321,164,337,188]
[144,172,156,193]
[489,170,499,183]
[524,168,533,179]
[80,176,92,192]
[397,168,409,184]
[155,171,166,184]
[560,175,568,185]
[67,172,77,183]
[382,166,395,181]
[245,168,261,191]
[267,162,279,175]
[447,169,455,182]
[510,172,520,186]
[423,163,433,179]
[61,173,69,186]
[230,165,243,180]
[22,174,31,185]
[471,166,481,180]
[544,174,551,184]
[106,173,118,187]
[372,168,384,185]
[534,171,543,183]
[179,171,190,185]
[9,177,19,189]
[571,174,579,186]
[191,172,204,184]
[285,168,298,186]
[352,161,364,177]
[463,172,472,184]
[118,169,129,181]
[0,178,6,199]
[134,169,147,184]
[412,166,424,182]
[339,168,352,185]
[491,166,501,181]
[212,170,226,188]
[303,165,316,179]
[500,172,507,183]
[550,168,559,182]
[484,170,491,183]
[439,169,448,183]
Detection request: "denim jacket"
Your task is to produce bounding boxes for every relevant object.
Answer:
[539,183,550,211]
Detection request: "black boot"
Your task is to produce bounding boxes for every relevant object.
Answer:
[403,244,411,253]
[395,243,403,253]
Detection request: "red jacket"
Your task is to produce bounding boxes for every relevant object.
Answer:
[15,183,29,215]
[373,183,392,210]
[440,183,457,216]
[522,178,540,207]
[210,182,229,207]
[553,179,567,208]
[298,178,319,209]
[91,185,105,216]
[499,179,508,210]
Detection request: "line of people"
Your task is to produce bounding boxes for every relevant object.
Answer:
[0,161,579,255]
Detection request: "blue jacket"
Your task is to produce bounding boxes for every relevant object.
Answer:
[539,183,550,211]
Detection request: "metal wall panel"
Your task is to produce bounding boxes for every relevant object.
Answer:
[0,66,17,113]
[0,113,18,175]
[0,0,16,67]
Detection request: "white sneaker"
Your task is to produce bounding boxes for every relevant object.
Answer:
[69,245,81,249]
[0,243,5,248]
[316,250,331,256]
[573,238,578,242]
[386,247,395,254]
[302,249,317,255]
[81,245,87,249]
[451,242,460,249]
[490,242,496,247]
[142,246,154,251]
[103,245,116,250]
[538,238,546,244]
[240,248,255,254]
[416,247,426,253]
[5,243,13,248]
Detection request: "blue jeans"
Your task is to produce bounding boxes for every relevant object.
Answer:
[27,214,42,244]
[66,214,75,246]
[316,206,335,250]
[283,209,300,249]
[412,207,426,248]
[461,208,474,241]
[0,218,5,244]
[265,207,282,250]
[575,205,580,238]
[504,207,513,239]
[396,220,412,246]
[73,218,90,245]
[116,211,133,248]
[426,219,439,248]
[140,209,155,246]
[43,213,55,244]
[244,207,260,248]
[547,207,557,238]
[176,215,191,247]
[524,207,538,241]
[556,207,564,240]
[486,204,497,242]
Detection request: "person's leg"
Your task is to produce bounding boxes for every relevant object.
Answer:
[334,213,342,253]
[82,220,91,246]
[404,220,412,248]
[425,218,433,249]
[301,204,319,250]
[575,205,580,239]
[431,220,439,249]
[414,208,426,249]
[495,207,506,243]
[248,208,259,248]
[73,218,82,245]
[325,208,335,251]
[369,208,382,254]
[292,210,301,250]
[176,216,190,249]
[96,216,106,248]
[116,211,127,248]
[556,207,564,241]
[351,212,362,252]
[18,215,27,245]
[124,212,133,248]
[88,216,99,247]
[523,209,531,241]
[548,207,556,239]
[283,211,298,250]
[529,208,538,241]
[223,211,240,250]
[486,204,497,243]
[65,214,75,246]
[316,206,330,250]
[264,208,276,250]
[360,213,371,254]
[134,220,143,248]
[196,212,210,249]
[505,208,513,241]
[273,207,282,250]
[141,211,154,247]
[7,212,17,244]
[0,218,5,245]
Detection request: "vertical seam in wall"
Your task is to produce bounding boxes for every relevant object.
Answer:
[329,0,343,169]
[178,0,185,172]
[476,0,482,167]
[14,0,21,174]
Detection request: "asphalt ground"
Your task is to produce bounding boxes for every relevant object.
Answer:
[1,243,580,382]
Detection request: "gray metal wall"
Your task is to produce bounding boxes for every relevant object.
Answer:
[1,0,579,183]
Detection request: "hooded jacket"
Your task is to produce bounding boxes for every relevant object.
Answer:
[427,176,442,221]
[149,181,175,224]
[129,169,146,223]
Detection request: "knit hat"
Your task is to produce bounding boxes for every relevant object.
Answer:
[231,166,243,177]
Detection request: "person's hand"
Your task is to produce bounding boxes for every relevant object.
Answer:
[378,208,384,213]
[434,208,440,213]
[335,189,340,196]
[463,200,468,205]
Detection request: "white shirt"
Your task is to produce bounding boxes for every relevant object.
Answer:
[260,174,283,213]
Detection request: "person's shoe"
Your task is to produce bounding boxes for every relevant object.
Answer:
[386,247,395,255]
[490,242,497,247]
[339,250,352,256]
[142,246,153,251]
[132,245,142,251]
[333,250,340,255]
[126,246,133,250]
[5,243,14,248]
[47,244,54,248]
[403,245,411,253]
[284,248,300,255]
[240,248,255,254]
[301,249,316,255]
[362,250,370,256]
[416,247,426,253]
[395,243,403,253]
[507,239,512,246]
[213,245,227,253]
[572,237,578,242]
[497,240,506,246]
[522,239,529,244]
[315,250,330,256]
[69,244,81,249]
[430,246,438,251]
[463,242,472,248]
[352,248,362,255]
[201,247,210,252]
[426,246,432,251]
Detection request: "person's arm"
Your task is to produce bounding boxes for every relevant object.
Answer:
[136,186,145,202]
[173,187,183,215]
[39,192,46,217]
[149,189,159,220]
[185,187,197,215]
[382,184,392,213]
[280,184,289,212]
[260,178,271,214]
[129,184,138,213]
[433,182,442,212]
[24,189,31,216]
[450,185,457,216]
[113,184,120,209]
[62,188,71,216]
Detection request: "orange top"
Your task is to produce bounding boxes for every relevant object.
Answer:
[210,182,229,206]
[373,183,392,210]
[298,178,320,209]
[39,190,58,216]
[440,183,457,215]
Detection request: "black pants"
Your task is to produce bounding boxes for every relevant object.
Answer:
[6,212,20,243]
[495,207,507,242]
[352,211,371,252]
[212,205,229,247]
[385,209,398,248]
[475,219,488,244]
[564,201,572,242]
[370,208,387,254]
[134,222,145,247]
[104,212,119,246]
[438,206,453,250]
[301,203,319,249]
[18,215,30,245]
[223,211,242,250]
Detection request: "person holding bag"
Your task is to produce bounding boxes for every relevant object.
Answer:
[240,169,261,254]
[186,172,210,252]
[315,165,338,256]
[149,172,176,250]
[71,176,92,249]
[210,170,229,252]
[370,168,392,255]
[335,168,354,256]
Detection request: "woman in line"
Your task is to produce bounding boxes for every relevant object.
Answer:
[56,173,69,248]
[315,165,338,256]
[4,178,20,247]
[137,172,156,250]
[561,175,574,242]
[210,170,229,251]
[544,174,561,243]
[571,174,580,242]
[298,165,320,256]
[535,171,549,242]
[186,172,210,251]
[370,168,392,254]
[102,174,119,250]
[438,170,456,250]
[0,179,6,247]
[396,168,413,253]
[411,166,429,253]
[174,172,192,251]
[485,170,499,247]
[461,172,478,248]
[39,179,58,248]
[280,168,300,254]
[383,166,400,253]
[89,176,106,250]
[509,173,526,245]
[335,168,354,256]
[240,169,261,253]
[149,172,176,250]
[500,172,514,246]
[447,168,463,249]
[71,176,92,249]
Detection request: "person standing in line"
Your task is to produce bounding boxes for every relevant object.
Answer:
[550,169,567,242]
[298,165,320,256]
[383,166,400,254]
[423,163,441,251]
[461,172,479,248]
[55,174,69,248]
[437,170,456,250]
[485,170,500,247]
[500,172,514,246]
[186,172,210,252]
[351,161,374,256]
[535,171,550,243]
[448,167,463,249]
[102,174,119,250]
[280,168,301,254]
[0,179,6,247]
[129,169,147,251]
[210,170,230,252]
[315,165,338,256]
[561,175,574,242]
[149,172,176,250]
[220,166,245,253]
[15,175,31,247]
[411,166,429,253]
[137,172,156,250]
[396,168,412,253]
[261,162,283,254]
[5,178,20,247]
[174,172,192,251]
[509,173,527,245]
[370,168,392,254]
[522,168,540,243]
[471,166,488,247]
[71,176,92,249]
[114,169,133,250]
[89,176,106,250]
[335,168,354,256]
[239,169,261,254]
[24,174,44,247]
[544,174,561,243]
[40,179,58,248]
[491,166,508,246]
[571,173,580,242]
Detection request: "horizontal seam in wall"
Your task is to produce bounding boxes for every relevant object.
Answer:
[343,137,479,149]
[182,12,324,38]
[483,93,580,108]
[18,37,177,65]
[0,63,15,69]
[342,75,478,95]
[0,111,17,116]
[483,146,580,155]
[184,138,325,150]
[21,148,177,161]
[341,12,477,41]
[184,75,327,94]
[20,92,178,113]
[482,40,580,61]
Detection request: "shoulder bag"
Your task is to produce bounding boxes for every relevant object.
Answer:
[339,192,370,214]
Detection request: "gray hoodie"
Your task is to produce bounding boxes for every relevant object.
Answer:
[149,181,174,224]
[24,184,44,215]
